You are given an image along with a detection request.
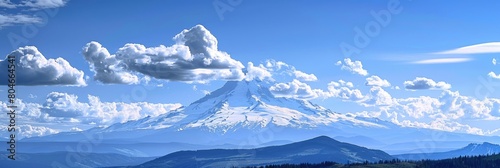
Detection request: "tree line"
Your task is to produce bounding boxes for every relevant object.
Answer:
[236,153,500,168]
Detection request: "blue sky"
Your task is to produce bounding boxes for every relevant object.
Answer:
[1,0,500,138]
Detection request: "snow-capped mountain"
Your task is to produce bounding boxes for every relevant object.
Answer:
[25,80,393,143]
[99,80,390,133]
[22,80,500,156]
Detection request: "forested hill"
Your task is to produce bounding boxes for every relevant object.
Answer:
[242,153,500,168]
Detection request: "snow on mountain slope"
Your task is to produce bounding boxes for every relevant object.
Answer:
[23,79,500,155]
[99,80,388,134]
[457,142,500,155]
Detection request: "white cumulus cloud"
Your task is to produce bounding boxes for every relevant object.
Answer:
[245,62,273,81]
[335,58,368,76]
[360,87,395,107]
[327,80,364,101]
[264,60,318,82]
[365,75,391,87]
[293,70,318,81]
[82,25,246,84]
[489,72,500,79]
[353,88,500,135]
[269,79,327,100]
[0,92,183,138]
[0,46,86,86]
[404,77,451,90]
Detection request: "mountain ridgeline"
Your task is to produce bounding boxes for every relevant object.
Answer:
[396,142,500,160]
[24,80,400,146]
[126,136,393,168]
[18,80,500,168]
[5,137,500,168]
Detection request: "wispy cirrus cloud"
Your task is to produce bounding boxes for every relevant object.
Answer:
[0,0,67,9]
[0,0,16,8]
[0,14,41,28]
[0,0,68,28]
[406,42,500,64]
[435,42,500,55]
[22,0,67,9]
[411,58,472,64]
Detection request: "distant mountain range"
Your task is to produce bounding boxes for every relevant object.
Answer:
[4,136,500,168]
[0,152,154,168]
[395,142,500,160]
[123,136,393,168]
[23,80,500,156]
[25,80,394,144]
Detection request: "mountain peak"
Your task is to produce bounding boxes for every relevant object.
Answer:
[466,142,499,148]
[307,136,339,143]
[136,135,393,167]
[183,79,334,117]
[458,142,500,155]
[190,80,273,106]
[481,142,497,146]
[125,79,390,134]
[294,136,355,147]
[174,80,346,132]
[23,78,396,146]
